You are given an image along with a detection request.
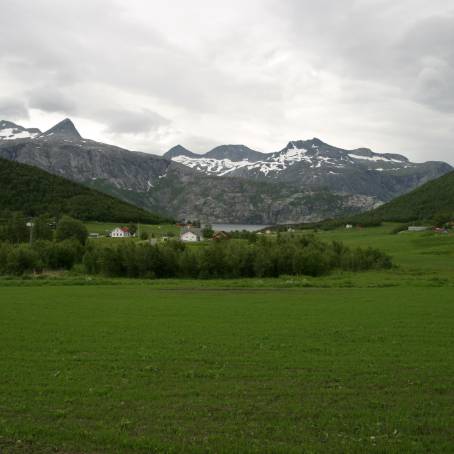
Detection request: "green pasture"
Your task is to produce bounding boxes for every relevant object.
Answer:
[1,223,454,452]
[1,286,454,453]
[310,223,454,272]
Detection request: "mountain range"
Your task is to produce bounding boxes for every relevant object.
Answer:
[165,140,451,201]
[0,118,451,223]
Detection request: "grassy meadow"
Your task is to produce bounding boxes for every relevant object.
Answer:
[1,223,454,452]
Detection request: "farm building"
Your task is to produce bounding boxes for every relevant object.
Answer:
[110,227,131,238]
[180,228,202,242]
[213,231,229,241]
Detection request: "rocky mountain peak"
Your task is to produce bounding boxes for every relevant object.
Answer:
[0,120,20,130]
[205,145,266,162]
[164,145,198,160]
[42,118,82,139]
[0,120,41,141]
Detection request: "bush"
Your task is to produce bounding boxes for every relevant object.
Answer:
[55,216,88,244]
[5,244,42,275]
[33,240,83,270]
[32,214,54,241]
[390,223,409,235]
[0,212,29,243]
[0,233,393,279]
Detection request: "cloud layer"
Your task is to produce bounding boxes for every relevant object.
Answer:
[0,0,453,162]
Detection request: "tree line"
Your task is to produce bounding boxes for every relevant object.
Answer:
[0,219,392,277]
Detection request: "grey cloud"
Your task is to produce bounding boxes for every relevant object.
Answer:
[0,0,453,163]
[397,14,454,112]
[28,88,77,114]
[0,98,29,120]
[275,0,454,113]
[101,109,171,134]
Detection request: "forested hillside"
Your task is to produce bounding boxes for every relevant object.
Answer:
[352,171,454,223]
[0,157,171,223]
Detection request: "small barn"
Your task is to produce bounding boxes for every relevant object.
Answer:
[213,231,229,241]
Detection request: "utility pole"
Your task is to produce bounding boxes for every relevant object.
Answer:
[26,220,34,245]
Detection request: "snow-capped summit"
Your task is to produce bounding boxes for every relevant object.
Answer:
[165,138,413,178]
[164,138,451,200]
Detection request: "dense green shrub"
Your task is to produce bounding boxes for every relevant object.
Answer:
[33,240,83,270]
[82,235,392,279]
[32,215,54,241]
[0,212,29,244]
[0,234,392,278]
[5,244,42,275]
[55,216,88,245]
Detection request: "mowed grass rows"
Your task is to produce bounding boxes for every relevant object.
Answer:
[1,286,454,452]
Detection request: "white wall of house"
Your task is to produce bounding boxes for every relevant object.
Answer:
[181,231,198,242]
[110,227,130,238]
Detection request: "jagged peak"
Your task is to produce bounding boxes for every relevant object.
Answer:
[164,145,198,159]
[42,118,82,139]
[285,138,331,150]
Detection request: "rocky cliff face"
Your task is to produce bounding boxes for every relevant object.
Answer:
[0,118,450,223]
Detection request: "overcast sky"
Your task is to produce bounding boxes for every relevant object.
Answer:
[1,0,453,162]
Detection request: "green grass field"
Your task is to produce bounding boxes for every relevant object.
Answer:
[1,224,454,452]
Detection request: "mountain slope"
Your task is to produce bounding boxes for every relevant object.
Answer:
[167,138,451,201]
[111,165,379,224]
[0,118,451,223]
[0,157,170,223]
[353,171,454,223]
[0,119,380,223]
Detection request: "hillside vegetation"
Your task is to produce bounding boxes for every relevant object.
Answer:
[0,158,171,223]
[352,171,454,223]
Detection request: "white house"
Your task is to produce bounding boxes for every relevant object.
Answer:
[180,228,202,242]
[110,227,131,238]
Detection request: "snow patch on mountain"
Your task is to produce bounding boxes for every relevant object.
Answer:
[171,142,351,176]
[347,153,405,163]
[169,140,420,178]
[172,155,254,176]
[0,121,40,141]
